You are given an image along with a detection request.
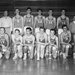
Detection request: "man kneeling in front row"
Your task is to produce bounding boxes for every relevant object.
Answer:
[23,27,35,60]
[0,27,10,59]
[60,25,71,59]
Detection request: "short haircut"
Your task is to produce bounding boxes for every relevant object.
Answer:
[26,7,32,11]
[37,8,42,12]
[62,25,68,29]
[40,27,45,31]
[50,29,55,32]
[15,29,20,33]
[50,29,56,34]
[26,27,32,31]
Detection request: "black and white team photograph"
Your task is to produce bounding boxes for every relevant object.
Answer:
[0,0,75,75]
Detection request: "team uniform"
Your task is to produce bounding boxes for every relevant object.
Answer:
[12,34,22,59]
[36,32,47,60]
[23,34,35,60]
[34,15,45,28]
[0,17,12,36]
[57,16,69,35]
[45,16,56,30]
[60,31,71,59]
[12,16,23,34]
[0,33,10,59]
[57,16,69,49]
[24,14,34,28]
[48,35,58,59]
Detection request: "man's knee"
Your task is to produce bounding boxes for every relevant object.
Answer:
[66,45,70,49]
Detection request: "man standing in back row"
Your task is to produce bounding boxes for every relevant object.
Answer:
[12,9,23,34]
[0,11,12,36]
[45,10,56,30]
[57,10,69,50]
[23,8,34,28]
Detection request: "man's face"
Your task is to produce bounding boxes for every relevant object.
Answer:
[63,27,67,32]
[4,11,8,17]
[27,9,31,14]
[0,28,5,34]
[15,9,19,15]
[51,30,55,36]
[26,29,31,35]
[15,30,20,35]
[40,28,44,33]
[49,10,52,16]
[61,10,65,15]
[38,10,42,15]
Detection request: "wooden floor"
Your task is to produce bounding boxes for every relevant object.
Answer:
[0,58,75,75]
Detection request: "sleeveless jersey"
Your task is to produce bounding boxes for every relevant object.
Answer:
[58,17,67,28]
[46,17,55,29]
[0,34,7,46]
[35,16,44,28]
[24,15,33,28]
[24,35,34,45]
[14,16,23,28]
[50,36,56,45]
[39,34,45,43]
[62,32,70,43]
[14,36,22,45]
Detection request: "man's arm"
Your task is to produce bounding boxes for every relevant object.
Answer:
[56,36,58,47]
[5,34,9,47]
[34,17,37,28]
[32,35,35,46]
[66,17,69,28]
[68,31,71,42]
[54,17,56,28]
[57,17,60,29]
[45,33,48,43]
[60,33,64,44]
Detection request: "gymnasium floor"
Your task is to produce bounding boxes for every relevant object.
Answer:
[0,58,75,75]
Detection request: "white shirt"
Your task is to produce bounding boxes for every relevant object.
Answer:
[0,16,12,30]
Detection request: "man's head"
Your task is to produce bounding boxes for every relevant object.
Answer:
[15,9,20,15]
[37,9,42,16]
[50,29,55,36]
[48,10,53,16]
[40,27,45,33]
[26,27,32,35]
[62,25,68,32]
[0,27,5,34]
[15,29,20,35]
[4,11,8,17]
[61,10,65,15]
[26,7,31,14]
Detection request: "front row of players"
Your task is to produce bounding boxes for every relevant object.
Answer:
[0,25,71,60]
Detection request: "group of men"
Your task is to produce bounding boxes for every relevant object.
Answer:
[0,8,74,60]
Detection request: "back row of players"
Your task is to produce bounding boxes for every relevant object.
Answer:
[0,8,75,60]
